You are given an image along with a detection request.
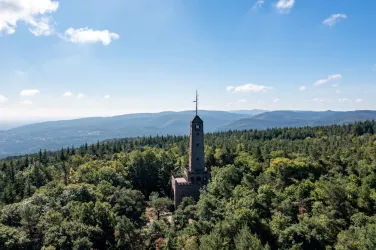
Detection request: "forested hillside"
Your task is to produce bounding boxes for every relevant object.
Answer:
[1,121,376,249]
[0,110,251,158]
[3,110,376,159]
[221,110,376,131]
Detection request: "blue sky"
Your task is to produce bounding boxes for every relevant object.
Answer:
[0,0,376,121]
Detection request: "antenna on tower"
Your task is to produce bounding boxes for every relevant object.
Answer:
[193,90,198,116]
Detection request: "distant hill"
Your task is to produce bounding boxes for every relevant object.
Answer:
[220,110,376,131]
[227,109,266,116]
[0,110,253,158]
[0,121,36,131]
[1,109,376,159]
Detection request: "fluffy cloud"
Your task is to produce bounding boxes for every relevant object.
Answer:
[63,28,120,45]
[237,99,247,103]
[63,91,73,97]
[274,0,295,12]
[323,14,347,27]
[77,93,85,99]
[20,89,40,96]
[0,0,58,35]
[28,16,55,36]
[0,95,8,102]
[226,86,235,92]
[314,74,342,86]
[356,98,364,103]
[273,98,281,103]
[226,83,272,93]
[253,0,264,9]
[0,1,119,43]
[299,86,306,91]
[20,100,33,105]
[104,95,110,99]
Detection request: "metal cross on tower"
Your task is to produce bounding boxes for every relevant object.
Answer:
[193,90,198,116]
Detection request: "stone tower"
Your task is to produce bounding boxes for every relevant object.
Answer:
[171,92,210,208]
[189,115,204,173]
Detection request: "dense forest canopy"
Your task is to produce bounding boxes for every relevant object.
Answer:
[0,121,376,249]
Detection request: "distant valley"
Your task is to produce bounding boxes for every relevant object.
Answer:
[1,109,376,158]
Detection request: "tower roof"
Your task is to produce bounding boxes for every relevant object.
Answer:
[191,115,203,123]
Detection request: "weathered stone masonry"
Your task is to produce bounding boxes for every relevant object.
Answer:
[171,115,210,208]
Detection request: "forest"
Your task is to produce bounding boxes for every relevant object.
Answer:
[0,121,376,249]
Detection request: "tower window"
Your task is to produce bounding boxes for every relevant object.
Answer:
[196,158,199,161]
[196,124,200,129]
[196,143,199,146]
[196,133,199,136]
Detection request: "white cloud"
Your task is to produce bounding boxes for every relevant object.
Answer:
[299,86,306,91]
[104,94,110,99]
[332,83,340,87]
[258,100,265,105]
[0,0,58,35]
[226,83,272,93]
[253,0,264,9]
[0,95,8,103]
[63,28,120,45]
[323,14,347,27]
[237,99,247,103]
[314,74,342,86]
[338,98,349,103]
[356,98,364,103]
[274,0,295,12]
[28,16,55,36]
[336,89,341,94]
[77,93,85,99]
[20,89,40,96]
[273,98,281,103]
[226,86,235,92]
[63,91,73,97]
[20,100,33,105]
[310,98,325,103]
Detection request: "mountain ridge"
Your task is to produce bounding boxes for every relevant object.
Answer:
[0,110,259,158]
[1,109,376,158]
[220,110,376,131]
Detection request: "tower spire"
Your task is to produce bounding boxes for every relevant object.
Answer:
[194,90,198,116]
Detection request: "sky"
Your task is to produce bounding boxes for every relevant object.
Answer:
[0,0,376,122]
